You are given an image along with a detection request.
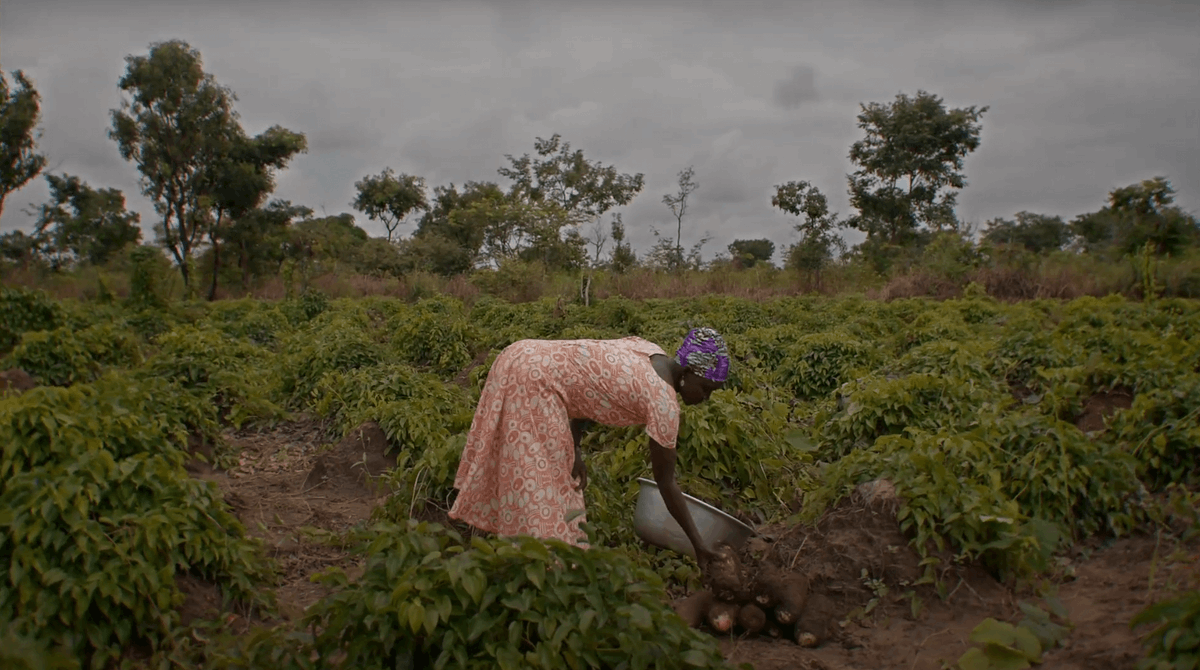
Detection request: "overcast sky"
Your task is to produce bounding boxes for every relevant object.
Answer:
[2,0,1197,261]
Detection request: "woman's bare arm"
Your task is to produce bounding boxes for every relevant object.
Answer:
[649,439,715,566]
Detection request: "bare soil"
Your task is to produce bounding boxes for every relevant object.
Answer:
[181,420,1196,669]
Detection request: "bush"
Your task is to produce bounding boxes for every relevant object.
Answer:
[776,331,877,400]
[224,521,730,670]
[803,411,1140,581]
[142,325,282,427]
[0,375,270,667]
[815,373,1010,459]
[1131,591,1200,670]
[5,324,141,387]
[387,297,482,376]
[1107,374,1200,490]
[0,286,62,355]
[278,315,387,405]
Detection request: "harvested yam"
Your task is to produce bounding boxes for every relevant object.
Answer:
[772,573,810,625]
[736,603,767,635]
[796,631,819,648]
[764,622,783,639]
[750,561,784,609]
[707,601,740,634]
[704,543,745,600]
[672,590,715,629]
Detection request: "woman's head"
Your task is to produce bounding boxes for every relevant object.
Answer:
[675,327,730,405]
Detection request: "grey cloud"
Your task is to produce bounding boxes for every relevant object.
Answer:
[773,66,817,109]
[1,0,1196,259]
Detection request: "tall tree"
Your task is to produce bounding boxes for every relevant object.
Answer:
[981,211,1070,254]
[199,125,307,299]
[0,70,48,221]
[608,214,636,274]
[352,168,429,242]
[661,165,699,271]
[773,180,845,290]
[498,134,643,271]
[1070,177,1199,257]
[225,199,312,290]
[846,90,988,246]
[498,134,645,223]
[406,180,503,275]
[109,40,239,290]
[728,239,775,268]
[31,174,142,266]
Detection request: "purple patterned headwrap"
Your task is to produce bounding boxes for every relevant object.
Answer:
[675,327,730,383]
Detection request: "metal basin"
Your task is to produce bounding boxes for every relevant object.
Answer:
[632,477,756,559]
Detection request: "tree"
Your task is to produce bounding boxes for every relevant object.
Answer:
[608,214,637,274]
[31,174,142,266]
[0,70,48,221]
[407,181,505,275]
[661,165,699,272]
[498,133,645,223]
[846,90,988,246]
[728,239,775,268]
[352,168,429,243]
[1070,177,1199,257]
[773,180,845,290]
[498,134,644,273]
[585,216,609,267]
[109,40,239,290]
[198,125,307,299]
[981,211,1070,254]
[223,199,312,290]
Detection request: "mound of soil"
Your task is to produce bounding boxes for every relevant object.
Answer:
[1075,389,1134,434]
[303,421,397,497]
[0,368,36,395]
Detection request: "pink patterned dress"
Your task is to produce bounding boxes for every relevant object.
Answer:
[449,337,681,546]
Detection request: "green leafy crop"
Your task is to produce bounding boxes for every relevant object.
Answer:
[274,521,728,670]
[0,375,270,668]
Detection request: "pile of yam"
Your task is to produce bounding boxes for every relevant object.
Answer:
[672,546,819,647]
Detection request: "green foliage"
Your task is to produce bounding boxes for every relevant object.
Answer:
[6,323,141,386]
[142,324,283,427]
[278,314,386,405]
[0,69,49,215]
[30,173,142,266]
[352,167,428,242]
[387,297,482,376]
[776,331,876,400]
[0,286,62,355]
[1132,591,1200,670]
[815,373,1009,459]
[727,238,775,267]
[0,630,79,670]
[0,374,270,667]
[846,89,988,245]
[1108,375,1200,490]
[805,411,1139,581]
[295,521,728,670]
[203,298,293,347]
[956,617,1044,670]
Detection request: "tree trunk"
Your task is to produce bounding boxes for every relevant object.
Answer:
[240,239,251,293]
[208,236,221,301]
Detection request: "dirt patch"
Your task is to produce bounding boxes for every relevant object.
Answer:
[452,350,491,388]
[0,368,36,395]
[1075,388,1134,434]
[302,421,397,497]
[176,574,227,628]
[188,418,385,622]
[667,479,1186,670]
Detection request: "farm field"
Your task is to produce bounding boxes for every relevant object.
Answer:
[2,285,1200,670]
